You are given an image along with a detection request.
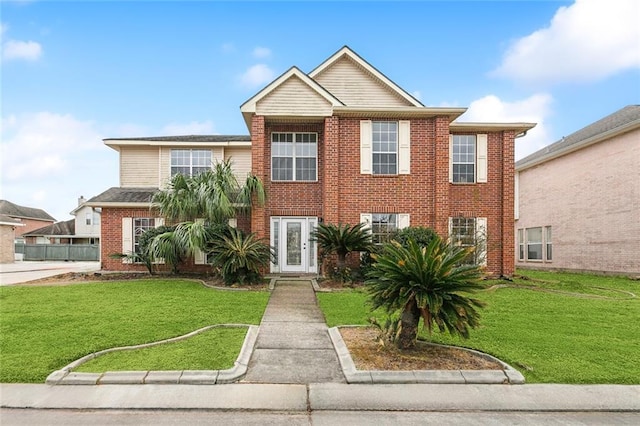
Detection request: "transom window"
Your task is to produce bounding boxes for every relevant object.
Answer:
[271,132,317,181]
[171,149,211,177]
[371,213,398,245]
[133,218,155,254]
[452,135,476,183]
[372,121,397,175]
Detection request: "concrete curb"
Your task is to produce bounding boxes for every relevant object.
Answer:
[269,277,320,291]
[45,325,259,385]
[328,326,525,385]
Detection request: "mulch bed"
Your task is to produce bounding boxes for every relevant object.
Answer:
[339,327,504,371]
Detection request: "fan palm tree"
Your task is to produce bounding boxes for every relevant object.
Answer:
[365,236,485,349]
[150,160,266,272]
[311,222,373,270]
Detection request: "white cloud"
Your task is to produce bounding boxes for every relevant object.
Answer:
[0,111,116,221]
[493,0,640,84]
[459,93,553,160]
[253,46,271,59]
[2,39,42,61]
[161,120,215,135]
[239,63,275,88]
[1,112,103,180]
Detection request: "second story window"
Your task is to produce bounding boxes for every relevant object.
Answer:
[171,149,211,177]
[372,121,398,175]
[452,135,476,183]
[271,132,317,181]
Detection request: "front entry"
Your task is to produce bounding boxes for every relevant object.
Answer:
[271,217,318,274]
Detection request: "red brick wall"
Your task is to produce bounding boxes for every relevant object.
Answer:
[250,115,516,277]
[101,207,213,274]
[14,218,55,237]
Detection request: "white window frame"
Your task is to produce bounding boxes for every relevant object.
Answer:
[360,120,410,175]
[448,217,487,266]
[360,213,410,245]
[449,134,487,184]
[545,226,552,262]
[170,149,212,177]
[526,227,543,261]
[271,132,318,182]
[517,228,525,261]
[85,212,92,226]
[122,217,164,264]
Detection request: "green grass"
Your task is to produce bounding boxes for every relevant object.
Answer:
[317,270,640,384]
[75,327,247,372]
[0,279,269,383]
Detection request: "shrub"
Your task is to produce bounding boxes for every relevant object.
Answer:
[208,228,273,285]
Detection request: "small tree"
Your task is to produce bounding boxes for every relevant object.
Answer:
[311,222,373,272]
[365,236,485,349]
[208,228,273,285]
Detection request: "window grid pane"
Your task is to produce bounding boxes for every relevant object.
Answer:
[371,213,398,245]
[372,122,398,175]
[271,132,317,181]
[170,149,211,177]
[452,135,476,183]
[526,227,543,260]
[133,218,155,255]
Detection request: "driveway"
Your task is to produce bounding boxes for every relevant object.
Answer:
[0,261,100,286]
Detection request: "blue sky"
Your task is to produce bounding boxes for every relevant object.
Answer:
[2,0,639,222]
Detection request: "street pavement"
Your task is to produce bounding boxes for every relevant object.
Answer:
[0,261,100,285]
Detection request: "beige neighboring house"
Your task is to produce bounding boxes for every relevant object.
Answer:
[0,215,25,263]
[23,196,101,245]
[515,105,640,275]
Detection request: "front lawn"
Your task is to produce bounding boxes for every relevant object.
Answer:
[0,279,269,383]
[317,270,640,384]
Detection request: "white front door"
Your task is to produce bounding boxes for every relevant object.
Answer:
[272,217,317,274]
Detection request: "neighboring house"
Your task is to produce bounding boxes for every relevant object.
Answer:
[515,105,640,275]
[22,196,101,245]
[0,215,25,263]
[0,200,56,242]
[91,46,535,277]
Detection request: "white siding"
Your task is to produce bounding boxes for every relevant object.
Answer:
[120,146,160,187]
[74,205,100,238]
[313,56,411,107]
[256,76,333,116]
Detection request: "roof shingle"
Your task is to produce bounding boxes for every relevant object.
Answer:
[0,200,56,222]
[87,187,158,204]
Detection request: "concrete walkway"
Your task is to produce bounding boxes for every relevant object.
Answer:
[243,280,345,384]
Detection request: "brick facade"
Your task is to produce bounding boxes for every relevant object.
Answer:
[251,115,518,277]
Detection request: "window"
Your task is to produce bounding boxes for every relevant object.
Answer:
[133,218,155,254]
[271,132,317,181]
[85,212,92,225]
[452,135,476,183]
[372,121,397,175]
[517,229,525,261]
[371,214,398,245]
[171,149,211,177]
[526,227,543,261]
[545,226,552,261]
[449,217,487,265]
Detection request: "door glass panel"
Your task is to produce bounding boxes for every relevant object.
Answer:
[287,222,302,266]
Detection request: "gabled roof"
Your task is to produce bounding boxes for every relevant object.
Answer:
[23,219,75,237]
[0,200,56,222]
[85,187,158,207]
[309,46,423,108]
[240,66,344,128]
[516,105,640,171]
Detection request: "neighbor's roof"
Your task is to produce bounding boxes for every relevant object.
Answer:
[0,200,56,222]
[517,105,640,171]
[23,219,75,237]
[0,214,25,226]
[85,187,158,206]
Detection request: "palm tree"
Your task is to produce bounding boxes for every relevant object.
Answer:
[365,236,485,350]
[311,222,373,270]
[150,160,266,270]
[207,228,273,285]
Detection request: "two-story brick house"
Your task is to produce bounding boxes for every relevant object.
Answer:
[90,46,535,277]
